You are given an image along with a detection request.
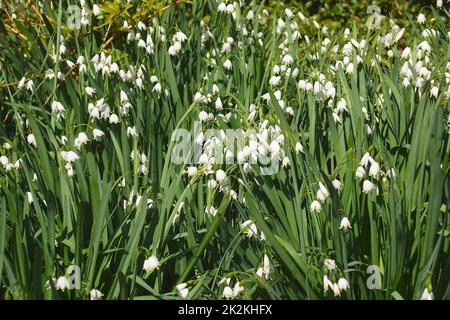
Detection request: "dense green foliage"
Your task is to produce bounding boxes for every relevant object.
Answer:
[0,0,449,300]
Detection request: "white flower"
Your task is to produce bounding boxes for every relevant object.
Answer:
[323,275,333,292]
[56,276,68,291]
[18,77,26,89]
[430,86,439,98]
[324,258,336,271]
[186,166,197,177]
[337,278,350,291]
[208,179,217,189]
[109,114,119,124]
[223,59,232,70]
[205,206,218,217]
[93,129,105,140]
[417,13,426,24]
[143,255,160,273]
[282,54,293,65]
[246,10,254,20]
[26,80,34,91]
[318,182,329,198]
[215,169,227,183]
[317,189,327,203]
[256,254,271,279]
[362,180,374,193]
[336,98,348,113]
[223,286,234,299]
[356,166,365,178]
[420,288,434,300]
[176,283,189,299]
[368,162,380,178]
[240,220,258,238]
[217,2,227,12]
[27,134,36,148]
[295,142,304,153]
[153,83,162,93]
[90,289,104,300]
[61,151,80,163]
[74,132,89,149]
[127,126,138,137]
[215,97,223,110]
[339,217,351,230]
[85,86,96,96]
[360,152,372,167]
[93,4,101,16]
[233,282,244,297]
[269,75,281,86]
[332,179,342,190]
[310,200,321,213]
[198,111,208,122]
[332,283,341,296]
[27,192,33,204]
[226,3,235,14]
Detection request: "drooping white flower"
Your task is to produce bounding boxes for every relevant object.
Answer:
[186,166,197,177]
[417,13,426,24]
[223,286,234,299]
[310,200,321,213]
[127,126,138,137]
[143,255,160,273]
[324,258,336,271]
[208,179,217,189]
[240,220,258,238]
[256,254,271,279]
[318,182,329,198]
[368,162,380,178]
[223,59,232,70]
[356,166,365,178]
[205,206,218,217]
[338,278,350,291]
[26,192,33,204]
[92,129,105,141]
[93,4,101,16]
[85,86,96,96]
[430,86,439,98]
[420,288,434,300]
[233,282,245,297]
[332,283,341,296]
[27,134,36,148]
[362,180,375,193]
[74,132,89,149]
[176,283,189,299]
[339,217,352,230]
[282,54,293,65]
[90,289,104,300]
[56,276,68,291]
[332,179,342,190]
[215,169,227,183]
[323,275,333,292]
[217,2,227,12]
[360,152,373,167]
[18,77,26,89]
[295,142,304,154]
[61,151,80,163]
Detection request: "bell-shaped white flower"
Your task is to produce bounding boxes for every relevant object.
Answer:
[362,180,374,193]
[143,255,160,273]
[90,289,104,300]
[338,278,350,291]
[310,200,322,213]
[339,217,352,230]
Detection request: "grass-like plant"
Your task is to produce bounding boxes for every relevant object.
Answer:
[0,0,449,300]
